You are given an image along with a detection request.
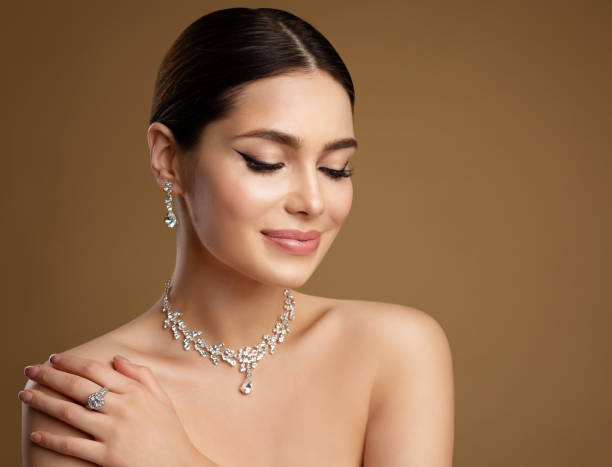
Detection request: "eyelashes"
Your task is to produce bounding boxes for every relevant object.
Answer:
[235,150,354,180]
[237,151,284,172]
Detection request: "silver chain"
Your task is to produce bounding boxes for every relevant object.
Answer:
[161,279,296,395]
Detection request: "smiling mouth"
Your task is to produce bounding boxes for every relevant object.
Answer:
[261,230,321,255]
[260,229,321,241]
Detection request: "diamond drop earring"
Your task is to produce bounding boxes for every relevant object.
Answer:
[163,180,178,228]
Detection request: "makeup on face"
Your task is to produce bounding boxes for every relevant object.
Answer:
[231,127,357,180]
[261,229,322,255]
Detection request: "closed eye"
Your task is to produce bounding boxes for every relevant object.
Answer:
[235,150,353,180]
[236,150,283,172]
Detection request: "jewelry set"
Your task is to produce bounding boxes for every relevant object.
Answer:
[86,180,296,410]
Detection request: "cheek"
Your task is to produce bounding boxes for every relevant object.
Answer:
[326,181,353,226]
[189,165,282,271]
[206,169,281,228]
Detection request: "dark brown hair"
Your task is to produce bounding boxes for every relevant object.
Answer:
[149,7,355,153]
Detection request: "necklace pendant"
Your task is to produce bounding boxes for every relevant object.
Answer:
[240,378,253,395]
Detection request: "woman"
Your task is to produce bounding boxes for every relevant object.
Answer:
[20,7,454,466]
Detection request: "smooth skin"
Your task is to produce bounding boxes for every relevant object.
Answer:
[20,353,213,466]
[21,70,454,466]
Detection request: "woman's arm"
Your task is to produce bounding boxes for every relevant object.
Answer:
[362,305,455,466]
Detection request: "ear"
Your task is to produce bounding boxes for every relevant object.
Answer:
[147,122,185,196]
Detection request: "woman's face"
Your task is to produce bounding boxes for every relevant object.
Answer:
[182,70,356,288]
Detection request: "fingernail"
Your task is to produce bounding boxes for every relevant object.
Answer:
[24,365,39,377]
[114,355,129,362]
[19,390,32,402]
[49,353,58,364]
[31,432,42,442]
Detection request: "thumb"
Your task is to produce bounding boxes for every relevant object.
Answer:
[112,355,172,405]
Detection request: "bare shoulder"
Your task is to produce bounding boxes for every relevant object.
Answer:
[326,297,455,466]
[326,296,452,362]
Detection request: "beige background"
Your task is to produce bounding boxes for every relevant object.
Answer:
[3,1,610,466]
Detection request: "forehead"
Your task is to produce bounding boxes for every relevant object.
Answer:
[219,70,354,144]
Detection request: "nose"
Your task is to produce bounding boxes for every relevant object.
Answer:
[286,165,324,217]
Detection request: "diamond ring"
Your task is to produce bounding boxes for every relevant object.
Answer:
[86,387,109,410]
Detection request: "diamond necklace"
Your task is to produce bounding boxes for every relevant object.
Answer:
[161,279,296,395]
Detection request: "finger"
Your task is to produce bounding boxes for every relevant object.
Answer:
[112,355,172,405]
[24,364,115,415]
[49,353,136,394]
[19,388,108,439]
[30,429,107,465]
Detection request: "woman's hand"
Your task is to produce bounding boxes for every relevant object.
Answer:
[19,353,217,466]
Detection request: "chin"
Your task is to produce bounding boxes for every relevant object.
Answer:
[257,266,315,290]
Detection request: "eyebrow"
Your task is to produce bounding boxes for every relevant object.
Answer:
[233,128,358,152]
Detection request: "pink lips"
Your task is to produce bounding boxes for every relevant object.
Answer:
[261,229,321,255]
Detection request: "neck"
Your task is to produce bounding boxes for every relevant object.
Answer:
[162,237,292,350]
